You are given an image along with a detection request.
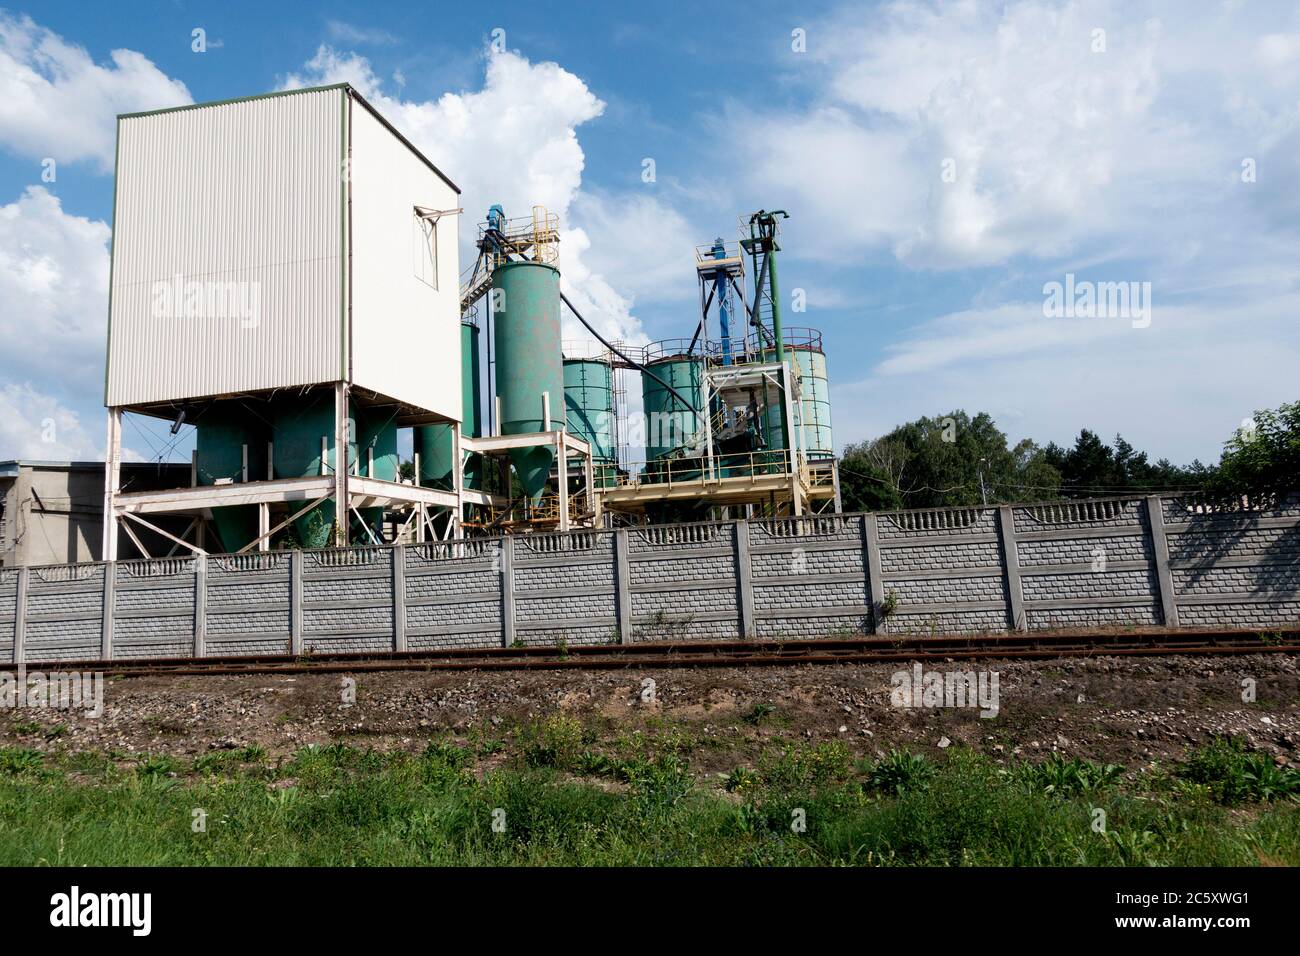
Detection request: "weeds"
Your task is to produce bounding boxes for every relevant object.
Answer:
[1011,753,1124,798]
[0,747,44,776]
[864,749,934,796]
[1178,737,1300,804]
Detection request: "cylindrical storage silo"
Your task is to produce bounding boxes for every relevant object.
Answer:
[563,357,615,469]
[796,347,833,457]
[761,330,833,458]
[492,261,566,502]
[415,321,483,490]
[642,348,704,463]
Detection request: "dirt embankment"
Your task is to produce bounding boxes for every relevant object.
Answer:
[3,654,1297,773]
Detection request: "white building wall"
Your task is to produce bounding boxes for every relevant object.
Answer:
[348,96,461,422]
[106,87,346,407]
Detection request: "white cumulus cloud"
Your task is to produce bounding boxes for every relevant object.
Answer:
[0,11,191,172]
[737,0,1300,269]
[0,185,110,385]
[0,382,100,460]
[282,45,655,347]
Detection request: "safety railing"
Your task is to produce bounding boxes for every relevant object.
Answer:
[464,489,595,529]
[804,459,837,489]
[641,338,718,365]
[607,449,796,489]
[693,239,746,264]
[733,327,823,364]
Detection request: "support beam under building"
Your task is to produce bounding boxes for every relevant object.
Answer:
[333,382,350,547]
[102,407,122,561]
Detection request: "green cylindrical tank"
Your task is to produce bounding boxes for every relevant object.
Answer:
[195,410,266,552]
[354,404,399,539]
[492,261,566,501]
[415,321,483,490]
[272,394,337,549]
[642,351,704,462]
[563,357,615,466]
[795,347,833,457]
[269,394,397,547]
[761,337,833,457]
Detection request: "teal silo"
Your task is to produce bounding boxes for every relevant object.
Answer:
[794,346,833,457]
[492,261,566,502]
[563,357,615,470]
[195,410,266,551]
[761,332,833,458]
[642,347,704,462]
[271,393,339,549]
[415,321,483,490]
[270,393,396,547]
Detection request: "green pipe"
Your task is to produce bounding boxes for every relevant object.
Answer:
[767,251,785,365]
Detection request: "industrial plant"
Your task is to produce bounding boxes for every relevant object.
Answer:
[101,83,840,559]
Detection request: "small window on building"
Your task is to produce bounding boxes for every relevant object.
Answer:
[414,214,438,289]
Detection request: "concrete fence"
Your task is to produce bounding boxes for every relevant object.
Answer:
[1,493,1297,664]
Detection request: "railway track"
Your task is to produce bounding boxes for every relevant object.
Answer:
[19,627,1300,678]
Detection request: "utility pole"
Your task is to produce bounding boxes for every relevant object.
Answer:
[978,457,988,506]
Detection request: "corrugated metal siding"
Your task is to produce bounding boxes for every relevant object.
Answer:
[107,88,344,407]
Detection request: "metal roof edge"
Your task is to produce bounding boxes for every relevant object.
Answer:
[345,86,461,194]
[116,82,461,195]
[115,82,351,120]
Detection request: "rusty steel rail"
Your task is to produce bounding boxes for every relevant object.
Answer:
[19,626,1300,678]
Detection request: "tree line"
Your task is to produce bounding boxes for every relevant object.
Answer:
[838,400,1299,512]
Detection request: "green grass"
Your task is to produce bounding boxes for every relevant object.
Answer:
[0,737,1295,866]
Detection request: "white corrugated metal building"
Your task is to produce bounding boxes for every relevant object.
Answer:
[103,84,475,556]
[106,83,461,417]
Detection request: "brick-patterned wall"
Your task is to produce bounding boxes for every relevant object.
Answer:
[0,568,20,661]
[300,547,393,655]
[1013,498,1161,631]
[24,563,105,661]
[626,523,741,642]
[206,553,291,656]
[6,494,1299,663]
[1163,495,1300,629]
[405,540,502,651]
[749,516,869,638]
[112,558,196,660]
[514,530,618,646]
[877,507,1008,635]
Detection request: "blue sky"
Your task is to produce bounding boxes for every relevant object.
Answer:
[2,0,1298,468]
